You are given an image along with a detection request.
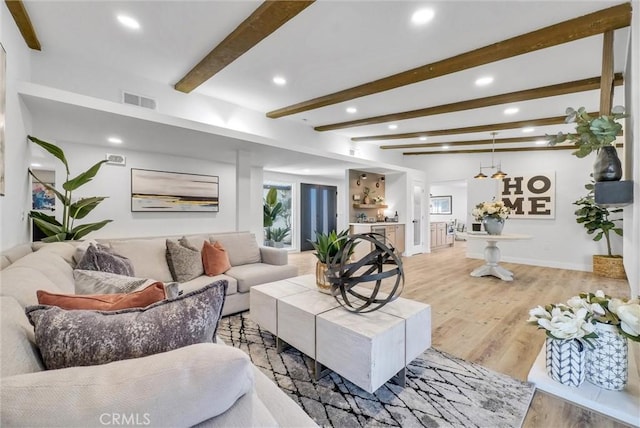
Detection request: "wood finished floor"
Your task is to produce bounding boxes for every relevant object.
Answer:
[288,242,638,428]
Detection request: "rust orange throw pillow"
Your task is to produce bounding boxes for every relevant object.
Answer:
[36,282,167,310]
[202,240,232,276]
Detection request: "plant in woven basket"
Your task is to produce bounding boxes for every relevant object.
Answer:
[574,181,622,257]
[28,136,111,242]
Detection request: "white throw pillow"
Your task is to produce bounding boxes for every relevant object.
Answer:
[73,270,179,299]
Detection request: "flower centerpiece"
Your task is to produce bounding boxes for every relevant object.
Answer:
[471,200,510,235]
[529,291,639,389]
[528,301,597,387]
[373,195,384,204]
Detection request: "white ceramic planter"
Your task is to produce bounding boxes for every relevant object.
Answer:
[586,322,628,390]
[545,337,586,387]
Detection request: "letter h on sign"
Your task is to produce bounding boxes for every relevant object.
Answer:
[501,173,555,219]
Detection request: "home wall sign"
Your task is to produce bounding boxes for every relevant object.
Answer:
[500,172,555,219]
[131,168,219,212]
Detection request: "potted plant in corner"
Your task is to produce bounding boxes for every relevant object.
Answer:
[271,227,290,249]
[573,181,624,279]
[28,136,112,242]
[309,229,356,294]
[263,187,283,247]
[547,106,626,181]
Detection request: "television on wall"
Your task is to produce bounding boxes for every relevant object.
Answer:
[131,168,219,212]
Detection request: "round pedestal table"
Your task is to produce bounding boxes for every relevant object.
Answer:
[458,233,532,281]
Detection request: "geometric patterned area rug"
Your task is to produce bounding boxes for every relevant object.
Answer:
[218,313,535,428]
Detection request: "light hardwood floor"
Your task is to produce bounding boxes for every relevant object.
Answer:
[288,242,638,428]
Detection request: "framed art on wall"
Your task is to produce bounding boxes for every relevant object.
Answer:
[131,168,219,212]
[430,195,452,215]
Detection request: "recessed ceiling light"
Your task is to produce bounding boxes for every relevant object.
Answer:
[419,136,427,141]
[272,76,287,86]
[30,163,42,167]
[388,124,398,130]
[441,145,449,150]
[346,107,357,114]
[475,76,494,86]
[522,127,535,133]
[504,107,519,115]
[117,14,140,30]
[411,8,435,25]
[108,136,123,144]
[535,140,547,145]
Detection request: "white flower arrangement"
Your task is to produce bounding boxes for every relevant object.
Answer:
[528,290,640,343]
[528,304,597,344]
[472,200,511,222]
[373,195,384,203]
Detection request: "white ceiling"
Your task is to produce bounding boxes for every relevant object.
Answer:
[22,0,631,170]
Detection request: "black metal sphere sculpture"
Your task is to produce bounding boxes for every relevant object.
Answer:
[325,232,404,313]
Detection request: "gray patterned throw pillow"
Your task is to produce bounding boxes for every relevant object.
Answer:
[76,243,135,276]
[26,280,227,370]
[166,237,204,282]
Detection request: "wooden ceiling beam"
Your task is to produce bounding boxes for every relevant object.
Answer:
[267,3,631,119]
[599,31,615,115]
[352,113,598,142]
[315,74,623,131]
[175,1,314,93]
[5,0,41,50]
[381,135,549,150]
[403,143,623,156]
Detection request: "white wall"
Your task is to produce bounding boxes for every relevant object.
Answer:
[406,150,619,271]
[264,170,344,251]
[49,142,239,239]
[622,4,639,297]
[1,4,34,250]
[430,180,467,224]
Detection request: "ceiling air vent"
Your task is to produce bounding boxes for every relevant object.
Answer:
[122,91,157,110]
[105,153,126,166]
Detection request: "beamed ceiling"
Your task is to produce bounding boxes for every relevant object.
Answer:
[9,0,633,164]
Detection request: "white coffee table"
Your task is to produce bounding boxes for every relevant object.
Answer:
[250,274,432,393]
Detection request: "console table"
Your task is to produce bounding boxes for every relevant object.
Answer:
[249,274,431,393]
[459,233,532,281]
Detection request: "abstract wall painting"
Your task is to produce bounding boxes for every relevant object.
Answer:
[131,168,219,212]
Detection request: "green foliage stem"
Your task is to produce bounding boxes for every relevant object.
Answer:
[28,136,111,242]
[573,181,622,257]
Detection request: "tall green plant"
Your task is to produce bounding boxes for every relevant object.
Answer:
[573,182,622,257]
[28,136,112,242]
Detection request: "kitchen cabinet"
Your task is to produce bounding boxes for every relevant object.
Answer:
[349,223,405,260]
[430,222,454,250]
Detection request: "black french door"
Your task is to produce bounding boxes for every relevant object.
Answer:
[300,183,337,251]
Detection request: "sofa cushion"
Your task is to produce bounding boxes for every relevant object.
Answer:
[202,240,232,275]
[76,244,135,276]
[8,246,76,295]
[0,297,44,377]
[210,232,261,267]
[36,282,168,311]
[226,264,298,293]
[72,239,98,265]
[73,269,179,299]
[0,343,254,428]
[0,267,64,308]
[26,280,228,370]
[109,238,174,282]
[180,274,238,296]
[166,237,204,282]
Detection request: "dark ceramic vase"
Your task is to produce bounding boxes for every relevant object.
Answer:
[593,146,622,182]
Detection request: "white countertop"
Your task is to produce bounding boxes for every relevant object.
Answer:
[458,232,532,240]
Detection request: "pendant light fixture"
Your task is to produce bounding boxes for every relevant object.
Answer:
[473,132,508,180]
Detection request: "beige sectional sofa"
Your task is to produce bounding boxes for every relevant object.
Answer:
[0,233,314,427]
